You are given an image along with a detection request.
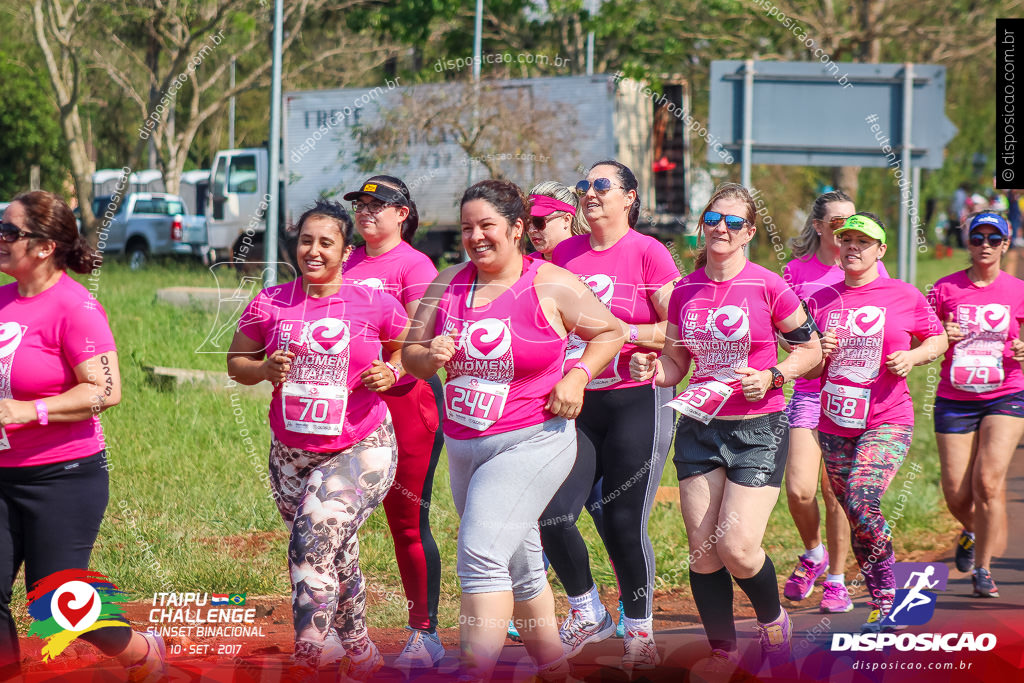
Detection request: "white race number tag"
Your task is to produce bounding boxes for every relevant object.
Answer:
[951,355,1005,393]
[445,375,510,431]
[281,382,347,435]
[822,381,870,430]
[665,380,734,424]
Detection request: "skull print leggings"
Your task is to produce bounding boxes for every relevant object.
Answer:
[269,419,398,670]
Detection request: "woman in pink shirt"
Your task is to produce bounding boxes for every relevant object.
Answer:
[341,175,445,669]
[0,192,165,682]
[928,212,1024,598]
[526,181,589,261]
[541,161,680,672]
[228,200,410,682]
[807,213,947,633]
[403,180,623,681]
[631,183,821,674]
[780,190,857,613]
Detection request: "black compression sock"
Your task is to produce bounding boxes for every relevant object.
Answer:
[689,567,737,651]
[733,555,783,624]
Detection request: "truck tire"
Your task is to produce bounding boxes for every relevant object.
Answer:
[126,239,149,271]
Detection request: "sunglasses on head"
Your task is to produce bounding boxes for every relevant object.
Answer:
[575,178,623,194]
[0,222,44,243]
[703,211,748,230]
[969,232,1006,248]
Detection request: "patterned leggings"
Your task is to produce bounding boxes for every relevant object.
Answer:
[269,420,398,669]
[819,424,914,596]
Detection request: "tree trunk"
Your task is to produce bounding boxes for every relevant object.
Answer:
[833,166,861,200]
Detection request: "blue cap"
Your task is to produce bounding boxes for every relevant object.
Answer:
[969,212,1010,238]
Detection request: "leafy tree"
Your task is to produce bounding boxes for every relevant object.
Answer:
[0,49,69,199]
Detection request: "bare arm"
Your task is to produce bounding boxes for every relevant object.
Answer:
[227,329,292,386]
[630,322,692,388]
[630,280,678,351]
[0,352,122,426]
[536,265,626,419]
[737,305,822,402]
[402,265,465,379]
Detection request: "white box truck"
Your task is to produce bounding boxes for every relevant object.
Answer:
[206,74,688,264]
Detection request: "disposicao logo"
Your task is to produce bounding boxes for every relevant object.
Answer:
[831,563,997,652]
[27,569,126,660]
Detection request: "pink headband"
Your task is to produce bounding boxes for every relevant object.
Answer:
[529,194,576,217]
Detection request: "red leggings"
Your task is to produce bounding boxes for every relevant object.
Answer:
[380,376,443,631]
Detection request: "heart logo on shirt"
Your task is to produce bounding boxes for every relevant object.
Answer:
[583,274,615,306]
[306,318,351,355]
[709,306,749,341]
[464,318,512,360]
[0,322,23,359]
[978,304,1010,333]
[848,306,886,337]
[355,277,385,291]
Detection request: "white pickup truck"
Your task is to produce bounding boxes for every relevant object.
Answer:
[94,192,206,269]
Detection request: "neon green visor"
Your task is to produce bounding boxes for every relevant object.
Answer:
[834,214,886,244]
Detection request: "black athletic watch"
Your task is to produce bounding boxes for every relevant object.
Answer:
[768,366,785,390]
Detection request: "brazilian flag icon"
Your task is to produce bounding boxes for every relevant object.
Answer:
[229,593,247,606]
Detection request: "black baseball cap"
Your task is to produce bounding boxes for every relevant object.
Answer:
[343,176,410,206]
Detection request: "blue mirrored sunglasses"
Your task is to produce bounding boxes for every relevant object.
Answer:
[703,211,748,230]
[575,178,622,194]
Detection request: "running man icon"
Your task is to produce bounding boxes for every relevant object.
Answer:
[887,566,940,622]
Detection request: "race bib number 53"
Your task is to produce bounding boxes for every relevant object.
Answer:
[445,375,510,431]
[665,380,733,424]
[822,381,869,430]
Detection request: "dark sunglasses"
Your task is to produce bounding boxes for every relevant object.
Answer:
[575,178,623,194]
[530,214,564,230]
[969,233,1006,248]
[703,211,748,230]
[828,215,851,229]
[0,222,44,243]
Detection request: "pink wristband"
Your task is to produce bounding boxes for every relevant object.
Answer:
[571,361,592,383]
[629,324,640,344]
[385,362,401,382]
[35,399,49,426]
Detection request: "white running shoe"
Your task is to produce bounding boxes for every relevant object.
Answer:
[559,608,615,659]
[394,627,445,670]
[622,629,660,671]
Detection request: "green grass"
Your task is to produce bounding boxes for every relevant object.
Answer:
[8,251,969,630]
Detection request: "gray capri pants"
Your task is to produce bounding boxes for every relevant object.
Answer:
[445,417,576,600]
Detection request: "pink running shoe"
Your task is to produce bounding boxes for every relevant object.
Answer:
[783,550,829,601]
[819,581,854,613]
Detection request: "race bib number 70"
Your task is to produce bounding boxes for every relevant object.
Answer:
[281,382,347,435]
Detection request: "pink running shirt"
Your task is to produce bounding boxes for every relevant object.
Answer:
[552,230,679,390]
[436,258,567,439]
[668,261,802,419]
[783,253,889,393]
[344,241,437,388]
[343,241,438,307]
[0,274,116,467]
[808,277,943,436]
[927,270,1024,401]
[238,279,408,452]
